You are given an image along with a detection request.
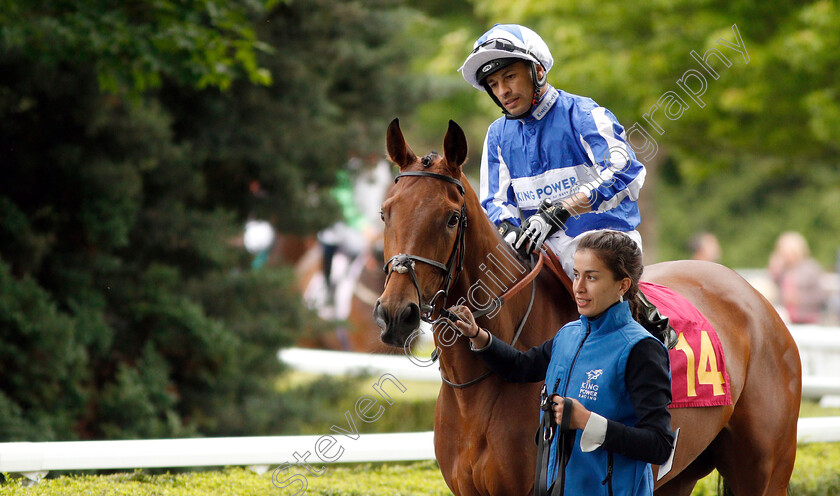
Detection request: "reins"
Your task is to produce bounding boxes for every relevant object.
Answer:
[439,275,537,388]
[382,169,547,388]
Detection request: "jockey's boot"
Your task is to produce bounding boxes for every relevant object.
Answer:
[637,292,678,350]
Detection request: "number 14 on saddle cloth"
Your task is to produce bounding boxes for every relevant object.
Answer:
[640,281,732,409]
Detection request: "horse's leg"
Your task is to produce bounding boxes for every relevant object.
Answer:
[654,405,732,488]
[709,416,796,495]
[709,379,799,494]
[654,447,716,496]
[710,310,800,495]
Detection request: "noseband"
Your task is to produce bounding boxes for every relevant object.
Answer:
[383,171,467,324]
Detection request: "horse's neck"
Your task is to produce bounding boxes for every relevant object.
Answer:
[456,180,531,337]
[433,180,566,393]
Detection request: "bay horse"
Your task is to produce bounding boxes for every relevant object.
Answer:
[374,119,801,495]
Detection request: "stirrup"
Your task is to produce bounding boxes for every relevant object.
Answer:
[637,292,678,349]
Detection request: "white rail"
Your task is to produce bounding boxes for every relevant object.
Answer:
[789,325,840,352]
[0,418,838,475]
[797,417,840,443]
[0,431,435,473]
[278,347,440,382]
[2,327,838,477]
[278,324,840,399]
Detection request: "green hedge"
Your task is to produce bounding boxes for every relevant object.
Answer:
[2,443,840,496]
[0,462,451,496]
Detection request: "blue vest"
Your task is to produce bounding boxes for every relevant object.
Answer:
[542,301,660,495]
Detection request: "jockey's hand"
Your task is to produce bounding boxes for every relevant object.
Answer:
[497,220,523,247]
[515,214,552,256]
[514,200,570,256]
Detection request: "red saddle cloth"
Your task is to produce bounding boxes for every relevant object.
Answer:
[639,281,733,409]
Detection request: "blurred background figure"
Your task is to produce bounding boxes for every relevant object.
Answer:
[830,248,840,325]
[316,156,391,310]
[317,166,368,309]
[768,231,827,324]
[294,155,393,352]
[688,231,722,263]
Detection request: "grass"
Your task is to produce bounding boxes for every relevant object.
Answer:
[0,461,452,496]
[2,388,837,495]
[800,398,840,418]
[276,371,441,403]
[3,444,840,496]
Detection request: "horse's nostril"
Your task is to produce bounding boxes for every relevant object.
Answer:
[377,301,421,347]
[373,301,387,329]
[400,303,421,330]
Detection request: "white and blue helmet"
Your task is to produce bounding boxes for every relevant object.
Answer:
[459,24,554,91]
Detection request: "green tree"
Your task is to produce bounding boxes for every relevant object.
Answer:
[0,0,272,94]
[0,0,426,441]
[423,0,840,267]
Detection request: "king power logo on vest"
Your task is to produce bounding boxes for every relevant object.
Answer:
[510,166,590,210]
[579,369,603,401]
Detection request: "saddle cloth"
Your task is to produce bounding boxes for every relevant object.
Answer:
[640,281,733,408]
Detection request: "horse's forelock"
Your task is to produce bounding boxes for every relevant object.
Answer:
[420,151,440,168]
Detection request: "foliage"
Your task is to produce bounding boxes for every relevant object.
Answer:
[276,374,437,435]
[0,0,426,442]
[159,0,427,234]
[421,0,840,267]
[0,0,272,94]
[394,0,502,173]
[0,260,87,441]
[800,399,840,418]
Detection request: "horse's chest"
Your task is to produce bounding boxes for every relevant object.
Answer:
[436,395,539,495]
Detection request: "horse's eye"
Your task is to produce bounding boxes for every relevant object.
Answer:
[380,210,385,222]
[447,212,460,228]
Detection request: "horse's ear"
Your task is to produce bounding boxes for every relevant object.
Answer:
[386,118,417,170]
[443,120,468,173]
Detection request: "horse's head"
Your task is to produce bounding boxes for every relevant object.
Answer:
[374,118,469,347]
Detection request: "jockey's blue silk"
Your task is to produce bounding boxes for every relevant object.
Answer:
[478,86,646,238]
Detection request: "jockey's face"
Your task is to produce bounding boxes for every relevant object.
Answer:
[484,61,544,116]
[572,249,631,318]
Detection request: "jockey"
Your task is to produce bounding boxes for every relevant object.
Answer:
[317,157,390,309]
[460,24,675,348]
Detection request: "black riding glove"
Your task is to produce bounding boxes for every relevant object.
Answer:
[497,220,524,247]
[514,199,571,256]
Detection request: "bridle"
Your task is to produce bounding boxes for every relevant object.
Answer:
[382,169,545,388]
[382,170,468,324]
